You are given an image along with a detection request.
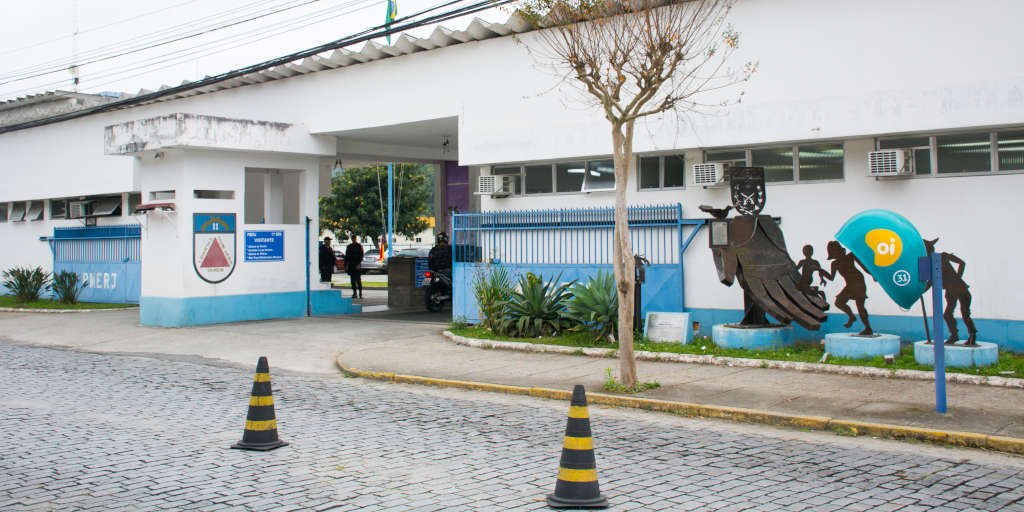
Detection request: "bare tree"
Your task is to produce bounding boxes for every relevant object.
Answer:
[517,0,755,387]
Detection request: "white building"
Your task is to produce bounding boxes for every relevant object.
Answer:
[1,0,1022,348]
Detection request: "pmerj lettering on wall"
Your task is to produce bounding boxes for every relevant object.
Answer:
[80,272,118,289]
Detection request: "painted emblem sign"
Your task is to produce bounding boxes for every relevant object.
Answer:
[729,167,766,216]
[194,213,236,283]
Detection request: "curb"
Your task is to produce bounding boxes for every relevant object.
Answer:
[0,306,138,314]
[441,331,1024,389]
[335,354,1024,456]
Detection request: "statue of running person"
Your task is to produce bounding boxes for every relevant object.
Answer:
[824,240,874,336]
[795,244,828,304]
[924,238,978,346]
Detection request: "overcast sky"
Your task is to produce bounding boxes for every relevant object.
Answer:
[0,0,508,102]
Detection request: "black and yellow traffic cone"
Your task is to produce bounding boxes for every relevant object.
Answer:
[547,385,608,509]
[231,356,288,451]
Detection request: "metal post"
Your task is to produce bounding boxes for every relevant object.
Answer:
[930,252,946,413]
[387,162,394,260]
[305,216,311,317]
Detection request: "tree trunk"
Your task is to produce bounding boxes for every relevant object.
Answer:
[611,121,637,388]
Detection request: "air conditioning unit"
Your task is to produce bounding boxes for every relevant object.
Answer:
[476,175,514,198]
[69,200,93,218]
[868,149,913,177]
[692,163,729,187]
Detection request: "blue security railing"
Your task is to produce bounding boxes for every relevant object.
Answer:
[450,204,706,322]
[452,204,693,265]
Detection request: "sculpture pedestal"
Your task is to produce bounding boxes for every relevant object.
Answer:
[824,333,900,360]
[913,341,999,368]
[712,324,794,351]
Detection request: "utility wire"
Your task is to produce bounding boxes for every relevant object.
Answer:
[0,0,317,84]
[0,0,515,136]
[0,0,382,98]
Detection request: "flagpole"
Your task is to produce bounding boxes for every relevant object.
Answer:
[387,162,394,260]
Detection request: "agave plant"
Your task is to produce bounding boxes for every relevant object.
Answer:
[51,270,88,305]
[497,273,574,338]
[565,271,619,343]
[471,264,515,332]
[2,266,51,303]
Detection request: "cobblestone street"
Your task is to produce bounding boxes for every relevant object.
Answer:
[2,342,1024,511]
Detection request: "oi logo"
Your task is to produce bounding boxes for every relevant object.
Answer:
[865,229,902,267]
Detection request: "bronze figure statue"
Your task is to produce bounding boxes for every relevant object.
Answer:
[924,238,978,346]
[823,240,874,336]
[795,244,828,304]
[699,167,829,330]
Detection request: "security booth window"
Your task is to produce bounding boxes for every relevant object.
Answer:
[245,168,301,224]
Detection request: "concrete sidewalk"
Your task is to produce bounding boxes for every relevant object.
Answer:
[2,307,1022,450]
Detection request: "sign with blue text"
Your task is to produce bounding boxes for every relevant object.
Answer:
[244,230,284,262]
[415,257,429,287]
[835,209,928,309]
[194,213,236,284]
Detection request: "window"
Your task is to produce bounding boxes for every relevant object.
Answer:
[704,144,844,183]
[10,202,26,222]
[937,133,990,174]
[0,203,7,223]
[584,159,615,191]
[194,190,235,199]
[492,166,522,194]
[245,168,301,224]
[150,190,175,200]
[26,201,44,221]
[638,154,685,190]
[998,130,1024,171]
[877,128,1024,175]
[50,200,67,219]
[878,137,930,175]
[556,162,586,193]
[524,165,552,194]
[128,193,142,214]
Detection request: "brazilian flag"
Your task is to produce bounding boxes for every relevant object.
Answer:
[385,0,398,44]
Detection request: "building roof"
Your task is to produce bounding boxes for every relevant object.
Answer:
[0,12,532,132]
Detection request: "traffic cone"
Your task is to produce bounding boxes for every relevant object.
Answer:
[547,385,608,509]
[231,356,289,451]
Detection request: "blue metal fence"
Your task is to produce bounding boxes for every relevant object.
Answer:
[52,225,141,303]
[451,204,705,323]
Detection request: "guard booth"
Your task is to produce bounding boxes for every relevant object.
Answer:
[51,225,142,303]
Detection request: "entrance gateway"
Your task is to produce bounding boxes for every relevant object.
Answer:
[102,113,470,327]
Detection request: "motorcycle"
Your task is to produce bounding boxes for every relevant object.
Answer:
[424,269,452,312]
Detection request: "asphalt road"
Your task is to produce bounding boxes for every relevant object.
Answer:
[3,343,1024,511]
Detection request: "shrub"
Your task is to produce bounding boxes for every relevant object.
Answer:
[472,264,514,332]
[2,266,51,303]
[497,273,573,338]
[565,270,618,343]
[51,271,87,305]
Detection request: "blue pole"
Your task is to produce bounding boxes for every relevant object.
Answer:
[930,252,946,413]
[305,216,311,317]
[387,162,394,260]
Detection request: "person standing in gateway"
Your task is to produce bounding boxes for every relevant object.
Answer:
[345,238,364,299]
[318,236,336,283]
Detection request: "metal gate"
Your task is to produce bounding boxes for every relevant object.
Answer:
[52,225,141,304]
[451,204,705,323]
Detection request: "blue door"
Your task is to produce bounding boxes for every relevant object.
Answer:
[52,225,141,304]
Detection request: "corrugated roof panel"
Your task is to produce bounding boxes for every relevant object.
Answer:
[428,26,458,47]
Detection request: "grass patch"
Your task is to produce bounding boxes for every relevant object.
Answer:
[448,327,1024,379]
[0,296,136,310]
[603,368,661,393]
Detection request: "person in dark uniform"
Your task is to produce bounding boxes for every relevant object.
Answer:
[318,236,335,283]
[345,238,364,299]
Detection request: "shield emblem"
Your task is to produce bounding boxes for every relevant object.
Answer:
[730,167,766,216]
[194,213,236,284]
